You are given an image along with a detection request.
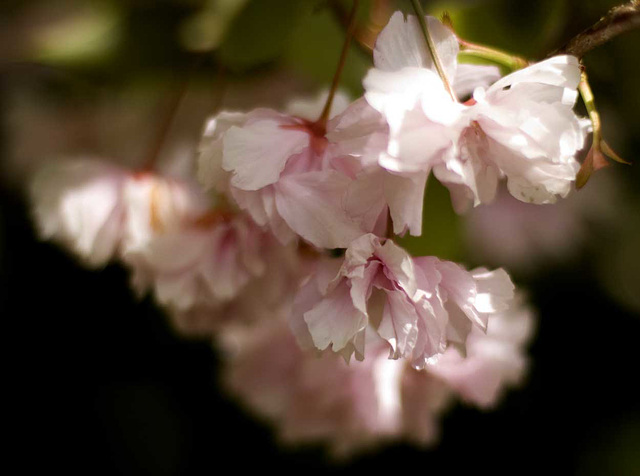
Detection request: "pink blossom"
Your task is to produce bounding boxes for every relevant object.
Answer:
[198,92,388,249]
[364,12,587,213]
[290,234,515,368]
[30,157,223,268]
[412,257,515,348]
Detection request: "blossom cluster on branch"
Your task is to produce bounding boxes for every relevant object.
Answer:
[29,8,601,456]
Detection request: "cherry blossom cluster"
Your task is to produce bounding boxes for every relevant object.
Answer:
[28,10,590,456]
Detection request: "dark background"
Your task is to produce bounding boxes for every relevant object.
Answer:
[3,1,640,474]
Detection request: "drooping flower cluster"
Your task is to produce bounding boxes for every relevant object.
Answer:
[27,8,591,458]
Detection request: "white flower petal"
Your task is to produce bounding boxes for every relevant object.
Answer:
[487,55,581,94]
[374,12,459,80]
[453,63,501,98]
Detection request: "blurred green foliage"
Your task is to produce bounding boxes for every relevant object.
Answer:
[218,0,309,71]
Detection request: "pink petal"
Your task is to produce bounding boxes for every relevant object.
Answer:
[275,171,364,249]
[303,279,367,353]
[384,171,427,236]
[377,289,420,359]
[222,118,309,190]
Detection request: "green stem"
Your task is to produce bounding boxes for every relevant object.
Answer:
[410,0,457,101]
[578,70,601,146]
[458,40,529,72]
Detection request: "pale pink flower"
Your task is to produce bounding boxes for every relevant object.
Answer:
[30,159,128,267]
[198,92,384,249]
[364,12,586,212]
[290,234,515,368]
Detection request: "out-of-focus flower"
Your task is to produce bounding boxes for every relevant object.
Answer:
[30,159,129,267]
[222,321,451,458]
[120,172,210,254]
[429,293,535,408]
[221,293,534,458]
[30,158,211,266]
[161,233,306,337]
[124,212,267,311]
[462,173,621,274]
[290,233,515,368]
[364,12,587,213]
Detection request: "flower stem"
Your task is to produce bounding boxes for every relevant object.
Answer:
[143,82,188,171]
[409,0,457,101]
[576,69,630,188]
[579,71,601,147]
[458,39,529,72]
[143,59,224,171]
[318,0,360,126]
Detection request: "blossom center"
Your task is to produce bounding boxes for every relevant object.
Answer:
[280,119,330,157]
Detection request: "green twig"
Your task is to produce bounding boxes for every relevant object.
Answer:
[409,0,457,101]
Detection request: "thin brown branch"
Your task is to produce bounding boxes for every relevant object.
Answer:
[318,0,360,125]
[551,0,640,58]
[143,57,217,171]
[143,80,190,171]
